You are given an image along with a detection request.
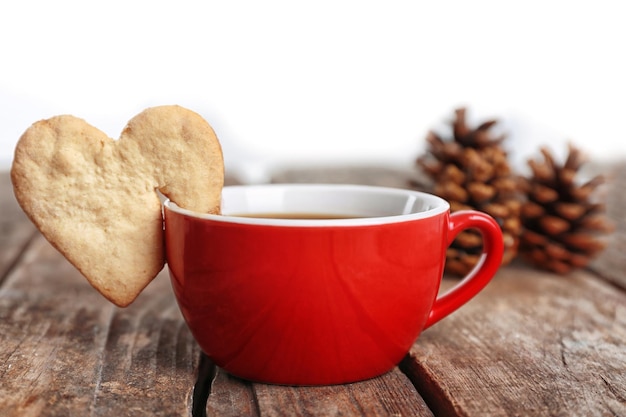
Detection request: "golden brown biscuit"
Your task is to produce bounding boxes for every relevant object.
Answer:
[11,105,224,307]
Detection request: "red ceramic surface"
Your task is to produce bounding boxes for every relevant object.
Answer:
[164,185,503,385]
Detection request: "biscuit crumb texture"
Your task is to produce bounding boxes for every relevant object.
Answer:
[11,105,224,307]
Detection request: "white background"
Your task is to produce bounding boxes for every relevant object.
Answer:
[1,1,624,182]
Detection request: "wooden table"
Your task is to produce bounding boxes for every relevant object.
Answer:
[1,166,625,417]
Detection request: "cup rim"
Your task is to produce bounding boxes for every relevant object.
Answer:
[163,183,449,227]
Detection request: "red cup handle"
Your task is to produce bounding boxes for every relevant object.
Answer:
[424,210,504,329]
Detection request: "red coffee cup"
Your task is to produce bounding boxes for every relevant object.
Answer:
[164,184,503,385]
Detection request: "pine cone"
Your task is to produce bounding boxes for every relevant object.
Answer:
[415,108,522,276]
[519,144,613,274]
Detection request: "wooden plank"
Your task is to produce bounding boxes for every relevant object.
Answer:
[251,368,433,417]
[0,171,37,283]
[0,235,200,417]
[204,366,433,417]
[400,264,626,417]
[4,161,624,417]
[201,347,433,416]
[590,163,626,289]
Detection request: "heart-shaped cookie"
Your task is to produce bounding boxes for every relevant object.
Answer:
[11,105,224,307]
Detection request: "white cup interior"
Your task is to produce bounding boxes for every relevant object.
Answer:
[165,184,449,226]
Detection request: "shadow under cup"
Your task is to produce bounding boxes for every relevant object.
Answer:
[164,184,504,385]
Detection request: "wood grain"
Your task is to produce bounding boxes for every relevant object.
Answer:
[0,171,37,284]
[590,163,626,290]
[253,368,432,417]
[205,368,259,417]
[401,264,626,417]
[0,234,200,417]
[2,164,626,417]
[204,366,433,417]
[0,171,436,417]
